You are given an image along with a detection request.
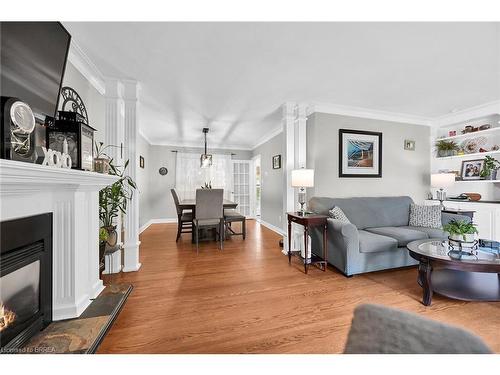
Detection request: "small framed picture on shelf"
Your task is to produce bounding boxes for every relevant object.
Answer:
[460,159,484,180]
[272,155,281,169]
[139,155,145,169]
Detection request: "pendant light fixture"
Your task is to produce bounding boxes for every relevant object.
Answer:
[200,127,212,168]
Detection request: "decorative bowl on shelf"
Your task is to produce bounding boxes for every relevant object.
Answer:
[464,193,481,201]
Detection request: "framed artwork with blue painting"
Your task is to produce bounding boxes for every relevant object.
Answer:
[339,129,382,177]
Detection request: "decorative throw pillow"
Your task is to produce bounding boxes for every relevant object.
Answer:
[409,204,441,229]
[329,206,351,224]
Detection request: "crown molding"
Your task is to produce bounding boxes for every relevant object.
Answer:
[139,133,253,151]
[251,126,283,150]
[311,102,433,126]
[138,129,154,145]
[432,100,500,127]
[67,41,106,96]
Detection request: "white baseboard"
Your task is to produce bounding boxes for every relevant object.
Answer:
[139,218,177,234]
[258,219,285,236]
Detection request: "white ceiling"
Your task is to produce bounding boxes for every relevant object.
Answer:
[64,22,500,149]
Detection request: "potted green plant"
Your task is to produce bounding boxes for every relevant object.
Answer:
[99,158,137,245]
[94,142,121,174]
[435,139,459,158]
[443,219,478,242]
[99,227,109,275]
[479,155,500,180]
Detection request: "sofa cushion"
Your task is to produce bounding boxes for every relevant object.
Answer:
[329,207,350,223]
[365,226,428,247]
[403,226,447,239]
[309,196,413,229]
[409,204,442,229]
[358,230,398,253]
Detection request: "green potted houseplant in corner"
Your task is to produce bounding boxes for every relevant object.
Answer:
[443,219,478,242]
[99,158,137,250]
[435,139,460,158]
[480,155,500,180]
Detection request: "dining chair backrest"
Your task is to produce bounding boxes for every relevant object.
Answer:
[195,189,223,220]
[171,188,183,215]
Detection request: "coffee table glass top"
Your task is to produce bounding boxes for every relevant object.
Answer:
[407,239,500,265]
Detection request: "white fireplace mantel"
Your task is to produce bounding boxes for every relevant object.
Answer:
[0,159,119,320]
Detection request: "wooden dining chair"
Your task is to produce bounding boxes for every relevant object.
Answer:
[224,209,246,239]
[194,189,224,253]
[171,188,192,242]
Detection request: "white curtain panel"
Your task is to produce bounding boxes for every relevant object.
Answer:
[175,152,233,200]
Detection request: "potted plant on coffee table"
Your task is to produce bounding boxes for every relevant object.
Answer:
[443,219,478,242]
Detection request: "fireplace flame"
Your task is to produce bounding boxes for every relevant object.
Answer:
[0,303,16,332]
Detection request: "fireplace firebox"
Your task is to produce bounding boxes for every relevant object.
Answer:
[0,213,52,352]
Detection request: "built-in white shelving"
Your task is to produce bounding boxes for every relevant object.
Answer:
[454,179,500,183]
[436,126,500,142]
[435,150,500,160]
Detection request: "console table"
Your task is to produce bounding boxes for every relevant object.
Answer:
[287,212,328,274]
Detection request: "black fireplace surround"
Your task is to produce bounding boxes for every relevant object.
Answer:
[0,213,52,352]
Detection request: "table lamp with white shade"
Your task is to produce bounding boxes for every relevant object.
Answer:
[291,168,314,215]
[431,173,456,210]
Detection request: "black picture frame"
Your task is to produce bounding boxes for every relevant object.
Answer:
[272,154,281,169]
[339,129,382,178]
[139,155,145,169]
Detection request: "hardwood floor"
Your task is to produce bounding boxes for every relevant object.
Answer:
[98,220,500,353]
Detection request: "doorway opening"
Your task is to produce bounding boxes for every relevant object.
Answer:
[253,155,261,219]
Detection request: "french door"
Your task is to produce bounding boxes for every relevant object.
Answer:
[231,160,253,217]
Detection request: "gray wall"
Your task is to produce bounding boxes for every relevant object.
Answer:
[252,133,284,229]
[137,134,151,228]
[139,144,251,226]
[307,112,430,203]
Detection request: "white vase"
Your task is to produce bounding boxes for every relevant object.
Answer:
[449,233,475,243]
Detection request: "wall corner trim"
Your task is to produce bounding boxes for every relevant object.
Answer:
[67,41,106,95]
[258,219,286,236]
[252,127,284,150]
[139,218,178,234]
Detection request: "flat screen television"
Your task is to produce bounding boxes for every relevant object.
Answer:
[0,22,71,123]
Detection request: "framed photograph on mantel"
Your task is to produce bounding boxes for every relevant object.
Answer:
[339,129,382,177]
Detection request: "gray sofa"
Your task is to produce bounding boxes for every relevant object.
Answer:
[309,196,470,276]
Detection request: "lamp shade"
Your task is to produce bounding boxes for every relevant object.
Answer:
[431,173,455,188]
[291,169,314,187]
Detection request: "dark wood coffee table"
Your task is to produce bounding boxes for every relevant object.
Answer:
[407,239,500,306]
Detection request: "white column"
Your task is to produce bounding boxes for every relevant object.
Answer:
[282,103,309,254]
[282,102,296,252]
[104,79,125,273]
[122,80,141,272]
[295,104,308,169]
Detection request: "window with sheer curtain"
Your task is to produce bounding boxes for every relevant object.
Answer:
[175,152,233,200]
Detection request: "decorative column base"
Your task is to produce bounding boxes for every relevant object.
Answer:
[122,241,141,272]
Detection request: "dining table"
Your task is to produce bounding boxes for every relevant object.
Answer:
[179,199,238,213]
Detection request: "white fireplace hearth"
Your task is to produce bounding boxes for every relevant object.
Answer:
[0,159,119,320]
